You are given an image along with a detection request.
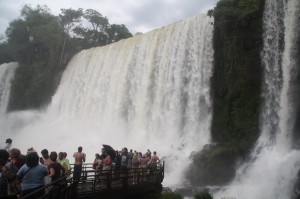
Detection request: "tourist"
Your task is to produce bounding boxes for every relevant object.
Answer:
[93,153,101,170]
[0,149,18,198]
[120,148,129,187]
[139,153,149,182]
[102,152,113,171]
[148,151,160,165]
[41,149,52,166]
[132,151,140,168]
[58,152,71,175]
[148,151,160,173]
[64,152,72,175]
[93,153,101,168]
[121,148,129,170]
[26,147,36,154]
[100,148,107,160]
[140,153,148,169]
[73,146,86,184]
[17,152,48,198]
[114,150,121,171]
[9,148,25,169]
[102,151,113,188]
[131,151,140,184]
[127,149,133,168]
[98,148,106,173]
[48,151,65,183]
[147,149,151,156]
[1,138,12,152]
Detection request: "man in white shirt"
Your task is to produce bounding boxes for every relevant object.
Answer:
[1,138,12,152]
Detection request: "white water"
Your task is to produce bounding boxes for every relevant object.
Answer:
[0,14,214,188]
[0,62,17,115]
[214,0,300,198]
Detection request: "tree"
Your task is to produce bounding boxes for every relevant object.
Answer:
[5,19,30,62]
[84,9,109,32]
[0,42,14,64]
[59,8,83,32]
[82,9,109,45]
[59,8,83,66]
[17,4,65,66]
[7,5,65,110]
[71,9,132,48]
[4,5,133,110]
[207,9,214,18]
[106,24,132,43]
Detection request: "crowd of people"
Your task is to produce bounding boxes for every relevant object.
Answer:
[93,148,160,172]
[0,138,161,198]
[92,147,161,186]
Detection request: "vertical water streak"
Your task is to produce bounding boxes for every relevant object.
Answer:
[214,0,300,198]
[256,0,285,150]
[0,62,17,115]
[276,0,300,152]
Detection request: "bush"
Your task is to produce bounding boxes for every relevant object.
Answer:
[159,192,183,199]
[195,191,213,199]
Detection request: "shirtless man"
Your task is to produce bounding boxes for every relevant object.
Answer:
[148,151,160,165]
[73,146,86,183]
[147,151,160,174]
[41,149,52,166]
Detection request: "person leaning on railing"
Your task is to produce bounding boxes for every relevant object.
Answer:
[58,152,71,176]
[73,146,86,185]
[48,152,65,184]
[147,151,160,172]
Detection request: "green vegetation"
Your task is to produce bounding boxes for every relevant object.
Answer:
[159,192,183,199]
[0,5,132,110]
[195,191,213,199]
[188,0,265,186]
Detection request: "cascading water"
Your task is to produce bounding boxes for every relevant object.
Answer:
[214,0,300,198]
[0,14,214,188]
[0,62,17,115]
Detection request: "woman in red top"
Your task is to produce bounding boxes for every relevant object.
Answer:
[48,151,65,183]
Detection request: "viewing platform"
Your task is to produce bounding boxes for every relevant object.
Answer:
[19,161,165,199]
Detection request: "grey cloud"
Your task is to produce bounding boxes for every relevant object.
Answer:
[126,0,217,33]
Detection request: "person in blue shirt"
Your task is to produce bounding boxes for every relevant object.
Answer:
[17,152,48,197]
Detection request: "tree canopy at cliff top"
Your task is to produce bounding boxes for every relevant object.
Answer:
[0,5,133,110]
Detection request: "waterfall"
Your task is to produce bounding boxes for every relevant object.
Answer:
[0,62,17,115]
[214,0,300,198]
[0,14,214,188]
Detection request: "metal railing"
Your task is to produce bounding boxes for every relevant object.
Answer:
[19,161,164,199]
[20,175,74,199]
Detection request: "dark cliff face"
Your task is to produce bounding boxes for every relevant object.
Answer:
[187,0,265,186]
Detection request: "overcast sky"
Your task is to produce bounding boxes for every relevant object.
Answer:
[0,0,218,36]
